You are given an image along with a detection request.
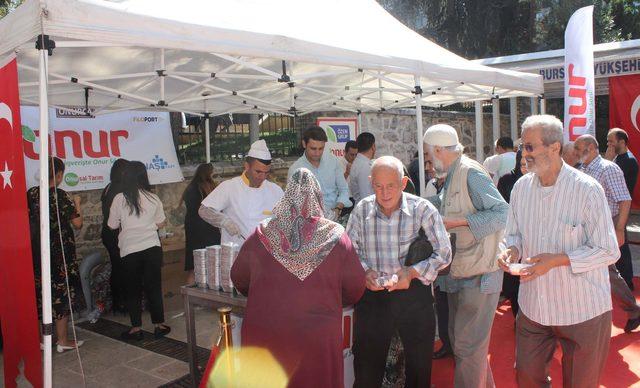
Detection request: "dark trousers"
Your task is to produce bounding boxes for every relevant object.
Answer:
[434,285,451,350]
[353,280,435,388]
[102,227,125,310]
[516,311,611,388]
[122,246,165,327]
[617,234,635,290]
[609,264,640,319]
[502,272,520,317]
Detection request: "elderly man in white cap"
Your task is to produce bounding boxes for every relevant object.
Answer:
[423,124,508,388]
[199,139,284,246]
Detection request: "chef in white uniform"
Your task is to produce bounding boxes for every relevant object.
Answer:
[198,140,284,246]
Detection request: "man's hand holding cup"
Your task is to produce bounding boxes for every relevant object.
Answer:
[498,246,520,272]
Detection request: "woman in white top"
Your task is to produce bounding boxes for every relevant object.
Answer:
[108,161,170,340]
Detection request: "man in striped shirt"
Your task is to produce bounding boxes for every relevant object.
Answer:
[574,134,640,333]
[500,115,620,387]
[346,156,451,388]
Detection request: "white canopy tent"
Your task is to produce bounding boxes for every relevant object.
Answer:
[0,0,543,386]
[3,0,543,115]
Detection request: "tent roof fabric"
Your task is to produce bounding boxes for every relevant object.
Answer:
[1,0,543,116]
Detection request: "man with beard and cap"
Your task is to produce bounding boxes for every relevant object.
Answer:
[423,124,508,388]
[499,115,619,386]
[606,127,638,290]
[199,139,284,246]
[574,134,640,333]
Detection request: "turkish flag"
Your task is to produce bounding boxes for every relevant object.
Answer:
[0,56,42,388]
[609,74,640,208]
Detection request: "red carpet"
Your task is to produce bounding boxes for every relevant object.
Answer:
[431,278,640,388]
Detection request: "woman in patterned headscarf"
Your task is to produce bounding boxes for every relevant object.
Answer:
[231,168,365,388]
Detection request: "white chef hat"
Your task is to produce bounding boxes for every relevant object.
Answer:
[247,139,272,161]
[422,124,459,147]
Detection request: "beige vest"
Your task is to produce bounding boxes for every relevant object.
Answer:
[442,156,503,278]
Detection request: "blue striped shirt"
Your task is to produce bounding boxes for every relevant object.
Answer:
[581,155,631,217]
[346,193,452,285]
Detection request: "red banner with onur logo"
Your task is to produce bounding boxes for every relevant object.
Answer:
[609,74,640,208]
[0,56,43,388]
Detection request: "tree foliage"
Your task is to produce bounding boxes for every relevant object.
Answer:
[378,0,640,59]
[610,0,640,40]
[0,0,22,18]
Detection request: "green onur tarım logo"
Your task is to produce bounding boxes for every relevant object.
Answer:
[22,125,36,143]
[64,172,79,187]
[324,126,337,142]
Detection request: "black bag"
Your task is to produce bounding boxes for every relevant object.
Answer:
[405,228,433,266]
[405,230,456,276]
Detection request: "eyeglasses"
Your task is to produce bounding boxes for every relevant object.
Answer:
[521,143,546,153]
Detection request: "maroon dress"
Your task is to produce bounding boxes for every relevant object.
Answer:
[231,232,366,388]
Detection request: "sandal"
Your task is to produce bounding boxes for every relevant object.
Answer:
[154,325,171,338]
[56,340,84,353]
[121,330,143,341]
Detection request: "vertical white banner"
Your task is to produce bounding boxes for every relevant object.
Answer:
[564,5,595,141]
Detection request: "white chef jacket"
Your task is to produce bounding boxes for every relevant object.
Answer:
[201,173,284,246]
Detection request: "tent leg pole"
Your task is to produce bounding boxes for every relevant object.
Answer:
[39,46,53,388]
[530,97,538,115]
[475,101,484,162]
[205,115,211,163]
[509,97,518,140]
[414,75,425,198]
[492,98,500,144]
[540,97,546,114]
[249,114,259,144]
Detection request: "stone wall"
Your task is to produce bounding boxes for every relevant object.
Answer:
[297,108,512,165]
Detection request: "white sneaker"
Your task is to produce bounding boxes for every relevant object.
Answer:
[56,341,84,353]
[88,308,101,324]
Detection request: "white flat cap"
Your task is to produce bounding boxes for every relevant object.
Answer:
[248,139,272,160]
[423,124,459,147]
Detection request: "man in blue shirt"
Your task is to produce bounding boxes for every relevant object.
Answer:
[288,126,352,221]
[349,132,376,205]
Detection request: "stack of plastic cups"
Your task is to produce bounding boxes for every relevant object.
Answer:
[193,248,208,288]
[206,245,221,291]
[220,242,238,293]
[231,244,240,293]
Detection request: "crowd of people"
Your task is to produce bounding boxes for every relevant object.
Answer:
[31,157,173,348]
[226,118,640,387]
[30,114,640,387]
